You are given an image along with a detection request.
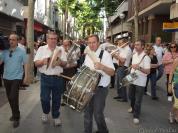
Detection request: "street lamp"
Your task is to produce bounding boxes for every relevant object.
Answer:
[119,13,125,37]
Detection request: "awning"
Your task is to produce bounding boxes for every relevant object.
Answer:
[24,19,43,32]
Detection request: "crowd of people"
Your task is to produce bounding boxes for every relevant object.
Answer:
[0,31,178,133]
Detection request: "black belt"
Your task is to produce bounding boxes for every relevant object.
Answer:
[41,73,59,78]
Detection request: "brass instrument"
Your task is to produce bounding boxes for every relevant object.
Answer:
[47,47,61,69]
[67,43,80,64]
[109,42,129,56]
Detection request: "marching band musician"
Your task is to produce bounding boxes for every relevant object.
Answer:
[113,34,132,102]
[63,39,80,77]
[83,35,115,133]
[34,31,67,126]
[128,40,150,124]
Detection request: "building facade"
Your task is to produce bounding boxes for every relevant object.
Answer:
[0,0,59,37]
[106,0,132,42]
[127,0,173,43]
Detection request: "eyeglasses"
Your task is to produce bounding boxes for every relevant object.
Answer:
[9,50,13,57]
[170,46,176,48]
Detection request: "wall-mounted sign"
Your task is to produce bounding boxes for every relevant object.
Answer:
[163,22,178,32]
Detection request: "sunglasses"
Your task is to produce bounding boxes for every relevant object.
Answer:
[170,46,176,48]
[9,50,13,57]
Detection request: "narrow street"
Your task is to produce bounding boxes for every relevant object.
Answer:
[0,76,177,133]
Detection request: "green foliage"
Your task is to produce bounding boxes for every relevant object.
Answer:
[56,0,123,38]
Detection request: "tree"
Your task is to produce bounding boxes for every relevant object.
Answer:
[86,0,123,42]
[26,0,35,83]
[133,0,139,41]
[57,0,103,39]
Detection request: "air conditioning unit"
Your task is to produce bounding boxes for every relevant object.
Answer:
[170,3,178,19]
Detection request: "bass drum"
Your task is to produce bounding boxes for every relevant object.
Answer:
[63,65,101,112]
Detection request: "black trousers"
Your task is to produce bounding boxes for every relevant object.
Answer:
[110,63,118,88]
[3,79,21,120]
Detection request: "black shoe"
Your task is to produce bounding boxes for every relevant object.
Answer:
[13,120,20,128]
[113,96,122,99]
[95,131,109,133]
[61,102,66,106]
[22,84,29,87]
[152,97,159,100]
[9,116,14,121]
[117,99,127,102]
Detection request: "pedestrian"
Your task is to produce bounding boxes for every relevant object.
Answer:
[128,40,151,124]
[153,37,164,81]
[144,44,159,99]
[0,33,28,128]
[34,31,67,126]
[163,42,178,102]
[168,58,178,123]
[83,34,115,133]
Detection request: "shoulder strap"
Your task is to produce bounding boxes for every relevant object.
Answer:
[138,54,146,65]
[99,50,104,62]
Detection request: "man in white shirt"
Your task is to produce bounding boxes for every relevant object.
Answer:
[113,37,132,102]
[18,36,26,51]
[128,40,150,124]
[153,37,164,81]
[83,35,115,133]
[34,32,67,126]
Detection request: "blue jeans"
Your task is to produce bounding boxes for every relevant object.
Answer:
[116,66,127,100]
[156,64,164,81]
[129,84,144,118]
[146,72,157,97]
[84,86,109,133]
[40,74,63,118]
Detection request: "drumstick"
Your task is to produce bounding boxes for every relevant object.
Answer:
[58,74,72,80]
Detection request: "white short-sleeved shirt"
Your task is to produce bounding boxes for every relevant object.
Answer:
[131,51,151,87]
[153,45,164,65]
[118,45,132,67]
[34,45,67,75]
[83,47,115,87]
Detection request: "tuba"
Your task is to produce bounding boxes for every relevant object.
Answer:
[67,43,80,63]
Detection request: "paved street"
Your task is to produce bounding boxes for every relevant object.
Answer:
[0,76,178,133]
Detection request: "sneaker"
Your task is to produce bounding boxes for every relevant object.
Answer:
[41,113,48,123]
[168,96,173,102]
[128,108,133,113]
[54,117,62,126]
[133,118,139,124]
[169,112,174,124]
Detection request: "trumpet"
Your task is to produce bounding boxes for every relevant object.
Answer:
[105,42,129,56]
